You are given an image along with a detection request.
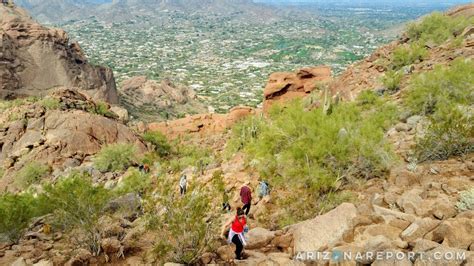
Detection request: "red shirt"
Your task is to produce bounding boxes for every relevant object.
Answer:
[240,185,252,204]
[231,215,247,233]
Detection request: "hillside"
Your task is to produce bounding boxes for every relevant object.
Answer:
[14,0,286,24]
[0,4,117,103]
[0,3,473,266]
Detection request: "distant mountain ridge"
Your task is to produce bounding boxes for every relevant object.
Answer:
[14,0,284,24]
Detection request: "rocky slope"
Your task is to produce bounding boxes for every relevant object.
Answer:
[0,88,146,192]
[119,76,207,122]
[329,4,474,101]
[0,5,118,103]
[0,3,473,266]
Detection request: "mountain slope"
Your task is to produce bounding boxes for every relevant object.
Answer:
[14,0,283,24]
[0,5,118,103]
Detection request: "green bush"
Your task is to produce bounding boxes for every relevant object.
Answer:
[143,131,171,157]
[89,101,115,118]
[167,144,213,174]
[149,177,217,264]
[415,105,473,161]
[228,99,397,222]
[390,43,427,70]
[405,58,474,115]
[406,12,473,45]
[456,188,474,211]
[0,193,42,243]
[381,70,404,92]
[113,168,151,196]
[39,97,61,110]
[42,174,111,254]
[16,162,50,188]
[405,58,474,161]
[94,143,137,172]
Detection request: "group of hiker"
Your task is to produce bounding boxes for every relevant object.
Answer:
[220,180,270,260]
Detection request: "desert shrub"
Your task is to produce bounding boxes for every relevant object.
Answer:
[94,143,137,172]
[142,131,171,157]
[406,12,473,45]
[228,99,397,222]
[404,58,474,161]
[16,162,50,188]
[113,168,151,196]
[168,144,213,173]
[89,101,115,117]
[39,97,61,110]
[405,58,474,115]
[381,70,404,92]
[149,176,218,264]
[390,43,427,70]
[456,188,474,211]
[415,105,473,161]
[0,193,42,243]
[42,174,111,254]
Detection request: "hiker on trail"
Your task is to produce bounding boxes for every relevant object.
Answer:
[222,189,231,212]
[258,180,270,199]
[179,174,187,195]
[139,164,150,174]
[221,207,248,260]
[240,181,252,216]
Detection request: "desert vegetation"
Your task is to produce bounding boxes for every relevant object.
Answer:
[404,58,474,161]
[228,94,398,224]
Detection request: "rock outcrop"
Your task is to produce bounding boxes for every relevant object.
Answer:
[119,76,206,122]
[0,88,146,191]
[147,106,256,140]
[263,66,331,112]
[0,5,118,103]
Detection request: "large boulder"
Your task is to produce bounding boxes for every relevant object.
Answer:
[246,227,276,250]
[431,218,474,250]
[119,76,207,122]
[0,6,118,103]
[288,203,357,253]
[263,66,331,112]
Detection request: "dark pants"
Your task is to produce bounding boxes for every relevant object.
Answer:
[232,234,244,260]
[180,186,186,195]
[222,202,231,211]
[242,203,251,215]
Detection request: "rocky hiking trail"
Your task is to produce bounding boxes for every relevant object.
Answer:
[0,2,473,266]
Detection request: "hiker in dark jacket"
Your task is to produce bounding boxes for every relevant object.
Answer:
[240,181,252,215]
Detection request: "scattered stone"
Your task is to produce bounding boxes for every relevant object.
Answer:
[411,239,440,253]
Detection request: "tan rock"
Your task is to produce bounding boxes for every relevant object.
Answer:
[271,233,293,249]
[289,203,357,253]
[401,218,441,242]
[389,218,411,230]
[246,227,276,250]
[217,245,235,262]
[373,205,417,223]
[431,218,474,250]
[411,239,440,253]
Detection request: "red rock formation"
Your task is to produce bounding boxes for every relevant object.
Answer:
[263,66,331,112]
[0,5,118,103]
[147,106,256,139]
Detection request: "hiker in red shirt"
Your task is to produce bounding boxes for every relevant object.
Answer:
[240,181,252,215]
[221,207,248,260]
